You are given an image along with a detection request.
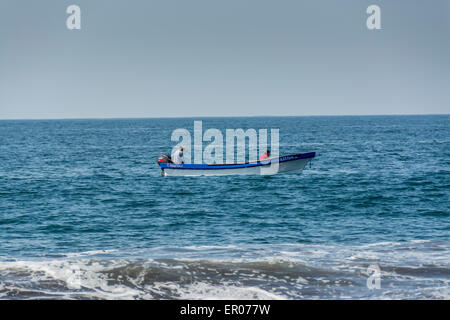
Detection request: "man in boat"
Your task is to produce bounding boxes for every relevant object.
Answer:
[259,149,271,161]
[172,146,185,164]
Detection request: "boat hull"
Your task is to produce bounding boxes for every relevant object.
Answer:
[159,152,315,177]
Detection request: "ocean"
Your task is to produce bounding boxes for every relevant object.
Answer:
[0,115,449,299]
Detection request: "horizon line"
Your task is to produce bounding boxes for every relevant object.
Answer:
[0,113,448,121]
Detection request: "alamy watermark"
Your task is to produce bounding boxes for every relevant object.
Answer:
[366,5,381,30]
[65,5,381,31]
[170,120,280,172]
[366,264,381,290]
[66,5,81,30]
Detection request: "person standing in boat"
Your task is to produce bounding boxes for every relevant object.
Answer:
[172,146,185,164]
[259,149,271,161]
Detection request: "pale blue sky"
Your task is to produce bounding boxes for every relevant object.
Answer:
[0,0,449,119]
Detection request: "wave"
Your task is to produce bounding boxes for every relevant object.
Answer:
[0,240,449,300]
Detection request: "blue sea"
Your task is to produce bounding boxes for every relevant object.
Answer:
[0,115,449,299]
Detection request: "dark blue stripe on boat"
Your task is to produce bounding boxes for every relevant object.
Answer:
[159,152,315,170]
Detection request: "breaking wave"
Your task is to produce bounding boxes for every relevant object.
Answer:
[1,241,448,300]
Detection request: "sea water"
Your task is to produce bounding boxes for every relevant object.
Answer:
[0,115,449,299]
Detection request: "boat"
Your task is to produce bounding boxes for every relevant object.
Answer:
[157,152,315,176]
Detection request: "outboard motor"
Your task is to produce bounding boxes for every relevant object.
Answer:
[158,154,172,163]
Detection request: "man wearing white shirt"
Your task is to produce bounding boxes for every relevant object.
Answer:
[172,146,185,164]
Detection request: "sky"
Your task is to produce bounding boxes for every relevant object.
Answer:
[0,0,449,119]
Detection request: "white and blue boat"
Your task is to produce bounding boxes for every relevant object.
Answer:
[158,152,315,176]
